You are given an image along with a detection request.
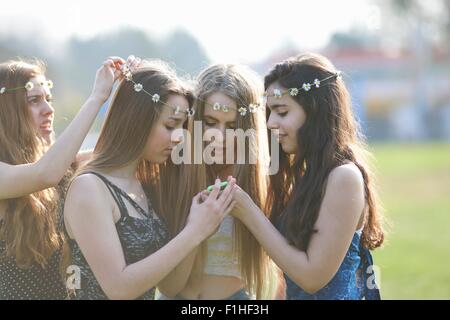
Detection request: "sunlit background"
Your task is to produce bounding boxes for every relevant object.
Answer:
[1,0,449,299]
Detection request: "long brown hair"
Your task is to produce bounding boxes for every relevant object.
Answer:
[0,60,62,268]
[60,61,195,286]
[184,64,278,299]
[264,53,384,252]
[77,59,194,236]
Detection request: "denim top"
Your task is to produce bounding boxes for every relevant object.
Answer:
[276,217,381,300]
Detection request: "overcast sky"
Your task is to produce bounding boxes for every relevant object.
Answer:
[0,0,381,63]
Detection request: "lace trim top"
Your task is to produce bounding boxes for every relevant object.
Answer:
[204,215,241,279]
[67,172,170,300]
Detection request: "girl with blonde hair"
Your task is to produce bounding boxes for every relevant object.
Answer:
[159,63,281,300]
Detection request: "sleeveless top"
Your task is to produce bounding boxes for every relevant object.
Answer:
[204,215,241,279]
[0,172,72,300]
[276,216,381,300]
[0,237,67,300]
[66,172,170,300]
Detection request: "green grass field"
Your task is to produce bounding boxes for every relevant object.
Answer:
[94,142,450,300]
[370,143,450,299]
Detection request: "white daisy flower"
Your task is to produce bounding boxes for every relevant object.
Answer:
[174,106,180,115]
[273,89,282,98]
[152,94,160,103]
[314,79,320,88]
[336,71,342,80]
[0,87,5,94]
[121,64,130,74]
[248,104,258,113]
[134,83,143,92]
[302,83,311,92]
[187,108,195,117]
[222,105,229,113]
[289,88,299,96]
[213,102,221,111]
[25,82,34,91]
[238,107,247,116]
[47,80,54,89]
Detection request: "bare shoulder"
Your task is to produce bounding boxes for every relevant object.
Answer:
[68,173,107,199]
[321,163,365,221]
[327,163,364,193]
[65,173,113,217]
[317,164,365,233]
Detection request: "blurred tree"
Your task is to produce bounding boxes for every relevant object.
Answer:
[163,28,210,76]
[64,28,163,95]
[0,26,210,134]
[0,33,50,62]
[328,30,381,50]
[63,27,210,96]
[375,0,450,48]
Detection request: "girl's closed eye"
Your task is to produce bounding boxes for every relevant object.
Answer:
[28,97,40,105]
[28,95,53,105]
[165,123,175,131]
[278,111,288,117]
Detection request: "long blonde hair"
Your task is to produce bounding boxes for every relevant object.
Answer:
[181,64,279,299]
[0,60,62,268]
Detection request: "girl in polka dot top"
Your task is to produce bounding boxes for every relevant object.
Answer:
[0,57,133,299]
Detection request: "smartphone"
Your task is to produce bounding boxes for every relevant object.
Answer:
[206,181,228,192]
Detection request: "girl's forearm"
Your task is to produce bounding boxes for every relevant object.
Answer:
[38,96,104,185]
[157,247,199,297]
[239,203,315,291]
[105,225,202,300]
[0,97,105,200]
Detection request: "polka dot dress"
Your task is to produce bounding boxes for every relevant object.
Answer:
[0,170,72,300]
[0,241,67,300]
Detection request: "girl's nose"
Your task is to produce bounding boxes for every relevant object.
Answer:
[267,113,279,130]
[41,100,54,117]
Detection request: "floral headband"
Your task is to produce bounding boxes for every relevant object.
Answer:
[206,101,261,117]
[198,71,343,116]
[121,64,195,117]
[0,80,53,95]
[122,63,263,117]
[264,71,342,99]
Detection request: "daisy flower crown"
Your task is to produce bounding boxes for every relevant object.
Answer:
[204,100,261,117]
[0,80,54,95]
[121,64,195,117]
[122,63,263,117]
[264,71,342,99]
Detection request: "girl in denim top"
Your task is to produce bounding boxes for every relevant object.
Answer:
[231,53,383,300]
